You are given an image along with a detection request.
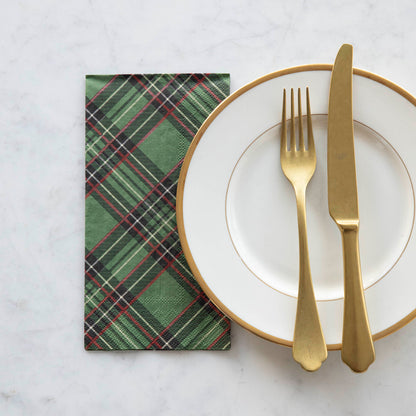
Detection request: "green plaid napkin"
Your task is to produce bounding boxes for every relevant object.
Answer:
[85,74,231,350]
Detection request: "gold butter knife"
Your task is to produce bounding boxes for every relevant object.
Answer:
[327,44,375,372]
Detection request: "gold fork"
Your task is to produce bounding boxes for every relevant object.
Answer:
[280,88,327,371]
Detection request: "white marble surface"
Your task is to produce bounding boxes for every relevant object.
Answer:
[2,0,416,414]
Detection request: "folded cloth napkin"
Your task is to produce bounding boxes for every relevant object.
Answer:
[84,74,231,350]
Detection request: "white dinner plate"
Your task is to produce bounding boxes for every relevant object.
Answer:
[177,65,416,348]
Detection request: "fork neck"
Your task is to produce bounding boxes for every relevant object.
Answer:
[295,188,306,206]
[295,188,307,232]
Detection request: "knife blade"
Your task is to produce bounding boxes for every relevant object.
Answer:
[328,44,358,226]
[327,44,375,372]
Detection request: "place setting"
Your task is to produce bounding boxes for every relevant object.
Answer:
[176,44,416,372]
[85,44,416,373]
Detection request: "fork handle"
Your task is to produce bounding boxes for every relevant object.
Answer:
[341,228,375,372]
[292,190,327,371]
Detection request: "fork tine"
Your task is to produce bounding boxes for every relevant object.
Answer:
[298,88,304,150]
[306,87,315,152]
[281,89,287,153]
[290,88,295,150]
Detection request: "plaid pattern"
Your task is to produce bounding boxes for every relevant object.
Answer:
[85,74,231,350]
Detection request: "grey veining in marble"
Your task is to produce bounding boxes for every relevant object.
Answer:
[1,0,416,415]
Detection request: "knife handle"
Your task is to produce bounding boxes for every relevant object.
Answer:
[341,227,375,372]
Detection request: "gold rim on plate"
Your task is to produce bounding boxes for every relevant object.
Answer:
[176,64,416,350]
